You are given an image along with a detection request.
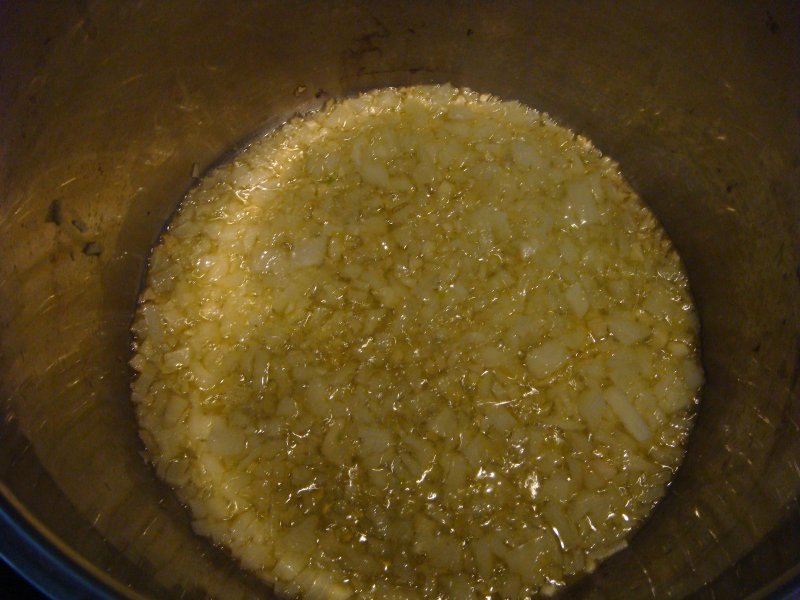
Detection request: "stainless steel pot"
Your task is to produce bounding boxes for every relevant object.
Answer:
[1,2,798,598]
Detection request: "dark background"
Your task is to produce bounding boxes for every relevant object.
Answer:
[0,559,46,600]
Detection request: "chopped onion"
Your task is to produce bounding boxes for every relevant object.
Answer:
[603,387,652,443]
[526,340,571,379]
[131,84,701,600]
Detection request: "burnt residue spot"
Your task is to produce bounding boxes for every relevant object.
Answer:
[315,88,327,99]
[82,241,102,257]
[725,183,737,193]
[46,199,63,225]
[409,67,422,74]
[466,28,474,37]
[407,27,416,34]
[752,343,761,354]
[71,218,88,233]
[349,16,391,58]
[765,11,780,34]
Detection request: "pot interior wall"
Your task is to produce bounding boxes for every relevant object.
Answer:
[0,2,798,598]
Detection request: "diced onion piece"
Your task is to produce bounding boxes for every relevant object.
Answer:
[292,236,328,267]
[206,419,245,456]
[607,316,650,345]
[603,387,652,443]
[511,139,543,169]
[578,389,606,430]
[565,282,589,317]
[526,341,571,379]
[542,503,580,550]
